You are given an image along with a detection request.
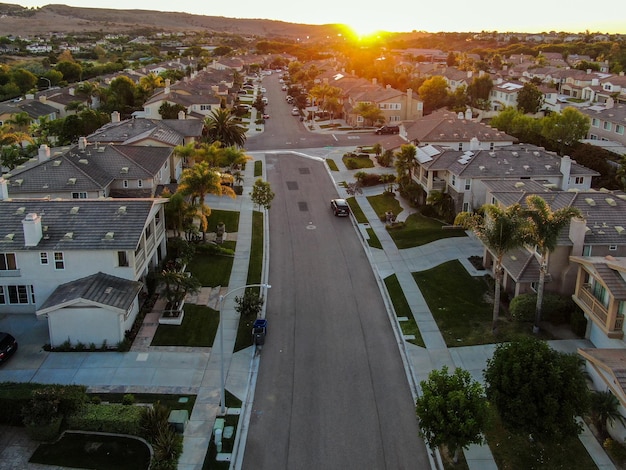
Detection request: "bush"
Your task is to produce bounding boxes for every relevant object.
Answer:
[122,394,136,405]
[570,308,588,337]
[361,173,382,187]
[66,403,144,436]
[509,293,577,324]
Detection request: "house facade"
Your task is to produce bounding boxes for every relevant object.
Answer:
[0,198,167,346]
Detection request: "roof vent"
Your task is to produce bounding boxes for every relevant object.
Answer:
[514,182,525,188]
[615,226,625,234]
[121,167,129,174]
[585,198,596,206]
[78,159,88,165]
[97,147,105,152]
[512,152,519,157]
[523,165,530,171]
[606,198,617,206]
[63,232,74,240]
[53,160,62,166]
[4,233,15,241]
[16,206,25,214]
[70,206,79,214]
[104,231,115,240]
[533,151,540,156]
[68,177,76,185]
[117,206,127,214]
[545,165,552,170]
[14,179,23,186]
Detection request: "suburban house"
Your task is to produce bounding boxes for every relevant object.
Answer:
[580,100,626,151]
[411,143,598,212]
[3,140,178,199]
[34,87,93,118]
[0,100,57,126]
[489,79,524,111]
[0,197,167,347]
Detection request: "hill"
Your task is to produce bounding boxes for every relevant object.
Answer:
[0,3,339,38]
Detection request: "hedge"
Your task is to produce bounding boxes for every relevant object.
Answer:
[66,403,145,436]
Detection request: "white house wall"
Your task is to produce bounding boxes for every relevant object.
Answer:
[47,306,124,347]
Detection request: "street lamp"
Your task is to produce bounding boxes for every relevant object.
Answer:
[218,283,271,415]
[40,77,51,90]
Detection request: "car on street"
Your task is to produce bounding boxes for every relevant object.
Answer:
[375,125,400,135]
[0,332,18,364]
[291,107,300,116]
[330,198,350,216]
[263,114,270,119]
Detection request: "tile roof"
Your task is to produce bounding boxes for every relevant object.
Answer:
[0,198,162,251]
[38,271,143,313]
[578,348,626,405]
[87,118,203,145]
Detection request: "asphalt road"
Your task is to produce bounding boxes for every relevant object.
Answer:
[241,150,430,468]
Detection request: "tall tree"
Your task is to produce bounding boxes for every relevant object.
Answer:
[516,82,544,114]
[178,161,236,240]
[454,203,526,330]
[418,76,449,114]
[203,108,246,148]
[394,144,417,188]
[484,337,589,442]
[466,75,493,109]
[416,366,488,463]
[353,102,384,127]
[541,107,590,155]
[523,195,581,333]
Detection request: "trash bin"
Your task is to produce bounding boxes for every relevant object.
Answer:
[252,319,267,345]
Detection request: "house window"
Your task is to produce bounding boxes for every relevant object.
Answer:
[462,202,470,212]
[464,179,471,190]
[71,192,87,199]
[0,253,17,271]
[616,124,624,135]
[583,245,592,256]
[138,180,143,188]
[591,118,599,127]
[7,285,33,304]
[590,134,598,140]
[458,143,463,151]
[574,176,584,184]
[54,252,64,270]
[609,245,617,251]
[592,281,609,307]
[40,252,48,265]
[603,121,612,131]
[451,174,456,186]
[155,210,161,225]
[123,180,129,188]
[145,224,152,239]
[490,142,495,150]
[0,286,4,304]
[118,251,129,267]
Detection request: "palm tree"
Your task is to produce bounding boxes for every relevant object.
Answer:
[203,108,246,148]
[523,195,582,333]
[177,161,236,240]
[590,390,625,439]
[455,204,526,331]
[173,143,196,169]
[394,144,417,188]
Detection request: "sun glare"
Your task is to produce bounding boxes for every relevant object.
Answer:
[346,23,382,40]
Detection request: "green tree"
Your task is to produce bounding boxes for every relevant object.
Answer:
[102,75,138,116]
[11,68,38,93]
[466,75,493,108]
[250,178,275,210]
[489,106,522,135]
[353,102,384,127]
[234,289,265,318]
[484,337,589,442]
[394,144,417,189]
[454,203,526,330]
[418,76,449,114]
[203,108,246,148]
[516,82,544,114]
[55,60,83,83]
[159,102,187,119]
[162,190,195,237]
[178,162,236,240]
[589,391,625,439]
[523,195,581,333]
[416,366,488,463]
[541,107,590,155]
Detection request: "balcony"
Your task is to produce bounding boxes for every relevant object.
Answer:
[0,269,21,277]
[574,285,624,339]
[416,176,446,192]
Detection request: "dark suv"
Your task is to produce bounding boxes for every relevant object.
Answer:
[331,199,350,217]
[0,332,17,364]
[375,125,400,135]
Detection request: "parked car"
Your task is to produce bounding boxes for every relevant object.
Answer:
[263,114,270,119]
[375,125,400,135]
[0,332,17,364]
[291,107,300,116]
[330,199,350,217]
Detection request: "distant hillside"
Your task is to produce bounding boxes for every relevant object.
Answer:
[0,3,339,38]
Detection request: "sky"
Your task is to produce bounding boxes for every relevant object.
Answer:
[13,0,626,35]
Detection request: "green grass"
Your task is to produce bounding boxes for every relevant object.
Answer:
[206,209,240,233]
[187,252,234,287]
[151,304,219,347]
[87,393,196,414]
[413,260,531,346]
[485,406,597,469]
[384,274,425,347]
[30,433,151,470]
[343,155,374,169]
[387,212,467,249]
[367,193,402,219]
[254,160,262,177]
[326,159,339,171]
[366,227,382,249]
[346,196,367,223]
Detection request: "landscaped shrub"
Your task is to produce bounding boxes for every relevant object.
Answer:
[509,293,577,324]
[570,308,588,337]
[66,403,144,436]
[361,173,382,187]
[140,401,182,470]
[122,394,136,405]
[194,242,235,256]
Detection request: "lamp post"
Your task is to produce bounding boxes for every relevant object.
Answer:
[40,77,51,90]
[218,283,270,415]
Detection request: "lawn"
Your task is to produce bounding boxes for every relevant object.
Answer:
[388,212,467,249]
[187,251,234,287]
[343,155,374,169]
[366,227,382,249]
[384,274,425,347]
[367,192,403,219]
[413,260,530,346]
[326,159,339,171]
[346,196,367,223]
[206,209,240,233]
[151,304,219,347]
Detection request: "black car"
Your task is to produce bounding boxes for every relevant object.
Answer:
[0,332,17,364]
[375,125,400,135]
[331,198,350,217]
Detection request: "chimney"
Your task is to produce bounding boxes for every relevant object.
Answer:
[178,110,186,120]
[465,108,472,120]
[0,178,8,200]
[467,70,473,78]
[606,97,615,109]
[560,155,572,190]
[38,144,50,162]
[568,217,587,256]
[111,111,120,123]
[78,136,88,150]
[469,137,480,151]
[39,94,47,103]
[22,213,43,247]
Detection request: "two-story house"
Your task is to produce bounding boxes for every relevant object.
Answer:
[412,143,598,212]
[581,100,626,151]
[489,79,524,111]
[0,197,167,347]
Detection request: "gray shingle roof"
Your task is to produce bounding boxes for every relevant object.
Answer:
[0,198,162,251]
[38,271,143,312]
